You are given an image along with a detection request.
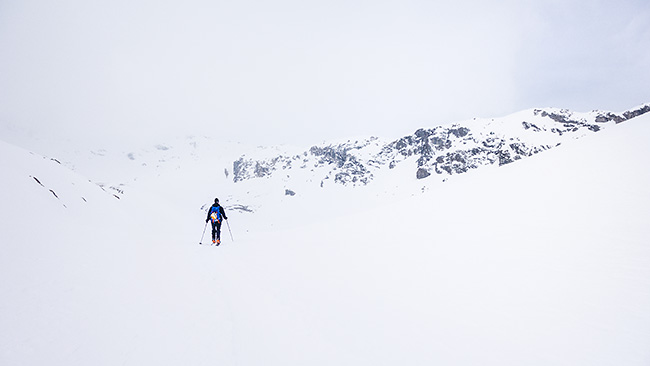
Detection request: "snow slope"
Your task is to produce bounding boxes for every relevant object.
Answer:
[208,112,650,365]
[1,110,650,365]
[0,141,236,365]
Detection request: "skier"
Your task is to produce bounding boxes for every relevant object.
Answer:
[205,198,228,245]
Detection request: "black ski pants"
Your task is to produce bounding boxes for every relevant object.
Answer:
[211,220,222,241]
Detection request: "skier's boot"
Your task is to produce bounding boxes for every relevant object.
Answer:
[216,239,221,246]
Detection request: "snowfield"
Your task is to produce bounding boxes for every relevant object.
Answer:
[1,111,649,365]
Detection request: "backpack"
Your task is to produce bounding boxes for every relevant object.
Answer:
[210,206,222,223]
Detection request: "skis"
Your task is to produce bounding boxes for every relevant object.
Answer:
[199,240,221,246]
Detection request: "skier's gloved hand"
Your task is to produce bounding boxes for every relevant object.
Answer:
[205,219,209,223]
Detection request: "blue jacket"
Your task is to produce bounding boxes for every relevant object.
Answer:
[206,204,228,223]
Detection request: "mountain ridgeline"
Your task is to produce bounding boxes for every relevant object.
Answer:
[232,105,650,187]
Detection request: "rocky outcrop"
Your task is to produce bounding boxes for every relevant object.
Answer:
[623,105,650,121]
[232,105,650,187]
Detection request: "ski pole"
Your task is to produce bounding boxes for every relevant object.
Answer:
[226,219,234,241]
[199,221,208,245]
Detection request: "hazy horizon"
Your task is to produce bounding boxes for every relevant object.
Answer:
[1,0,649,147]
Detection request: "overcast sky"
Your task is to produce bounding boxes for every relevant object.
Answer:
[1,0,649,147]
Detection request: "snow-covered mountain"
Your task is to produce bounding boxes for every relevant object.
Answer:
[1,104,650,366]
[13,104,647,215]
[232,104,650,187]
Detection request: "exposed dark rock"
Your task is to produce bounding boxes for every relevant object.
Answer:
[538,110,573,124]
[522,122,541,131]
[623,105,650,121]
[254,161,270,178]
[233,158,245,182]
[229,204,254,213]
[310,145,349,168]
[595,113,624,123]
[414,128,431,139]
[498,150,513,166]
[32,176,44,187]
[416,168,431,179]
[451,153,465,163]
[509,143,529,157]
[230,105,641,188]
[449,127,470,138]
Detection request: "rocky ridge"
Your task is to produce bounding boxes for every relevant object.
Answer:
[232,104,650,187]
